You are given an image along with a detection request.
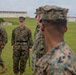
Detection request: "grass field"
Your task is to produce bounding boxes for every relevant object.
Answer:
[0,18,76,75]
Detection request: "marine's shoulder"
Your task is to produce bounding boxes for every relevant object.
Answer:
[36,42,76,67]
[47,43,76,66]
[36,42,76,74]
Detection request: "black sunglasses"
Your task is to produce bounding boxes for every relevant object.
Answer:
[20,21,24,22]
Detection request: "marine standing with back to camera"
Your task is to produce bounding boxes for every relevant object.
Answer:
[0,25,8,73]
[34,5,76,75]
[11,16,33,75]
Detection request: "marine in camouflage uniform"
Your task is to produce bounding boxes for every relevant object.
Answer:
[34,6,76,75]
[11,16,33,75]
[32,6,46,71]
[0,26,8,73]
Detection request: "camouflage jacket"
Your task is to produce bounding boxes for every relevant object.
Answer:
[32,25,46,71]
[0,26,8,46]
[11,26,33,49]
[34,25,40,39]
[34,42,76,75]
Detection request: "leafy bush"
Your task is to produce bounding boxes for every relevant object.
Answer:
[0,18,5,23]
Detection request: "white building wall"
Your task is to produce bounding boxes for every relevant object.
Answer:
[0,11,27,18]
[67,17,76,22]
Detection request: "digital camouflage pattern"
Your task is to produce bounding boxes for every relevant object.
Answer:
[0,26,8,46]
[34,7,44,14]
[19,16,25,21]
[11,26,33,73]
[43,5,51,11]
[32,25,46,71]
[32,6,47,71]
[32,5,54,71]
[32,25,40,71]
[35,5,51,14]
[34,25,40,39]
[0,26,8,63]
[34,42,76,75]
[42,6,68,20]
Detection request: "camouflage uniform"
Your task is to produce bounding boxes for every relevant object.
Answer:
[11,26,33,74]
[0,26,8,65]
[34,42,76,75]
[32,7,46,71]
[34,6,76,75]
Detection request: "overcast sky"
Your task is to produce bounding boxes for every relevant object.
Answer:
[0,0,76,17]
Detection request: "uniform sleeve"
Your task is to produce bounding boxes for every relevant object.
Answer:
[46,68,66,75]
[46,67,76,75]
[11,29,15,46]
[34,66,46,75]
[36,31,45,54]
[1,28,8,46]
[34,65,75,75]
[28,29,33,49]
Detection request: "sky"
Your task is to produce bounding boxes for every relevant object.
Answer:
[0,0,76,17]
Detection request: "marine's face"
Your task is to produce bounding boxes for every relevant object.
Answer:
[19,21,24,26]
[35,14,43,25]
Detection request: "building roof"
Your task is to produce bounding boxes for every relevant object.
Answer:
[0,11,27,13]
[67,16,76,18]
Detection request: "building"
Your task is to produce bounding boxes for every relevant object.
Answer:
[67,16,76,22]
[0,11,27,18]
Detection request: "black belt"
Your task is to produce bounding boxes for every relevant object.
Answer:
[16,41,27,43]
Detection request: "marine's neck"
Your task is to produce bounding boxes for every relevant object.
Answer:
[44,32,64,52]
[19,25,24,28]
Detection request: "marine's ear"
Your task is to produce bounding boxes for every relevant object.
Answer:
[40,23,45,32]
[64,26,68,33]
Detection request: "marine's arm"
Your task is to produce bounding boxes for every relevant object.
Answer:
[11,29,15,49]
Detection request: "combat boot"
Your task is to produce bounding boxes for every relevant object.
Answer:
[20,72,23,75]
[0,69,2,73]
[15,73,18,75]
[0,63,7,73]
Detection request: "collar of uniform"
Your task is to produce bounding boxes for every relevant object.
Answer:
[48,41,65,54]
[36,41,65,68]
[19,26,25,29]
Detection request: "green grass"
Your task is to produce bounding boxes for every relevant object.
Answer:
[0,18,76,75]
[65,22,76,52]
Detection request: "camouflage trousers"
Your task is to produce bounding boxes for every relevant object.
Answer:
[13,43,29,74]
[0,49,3,64]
